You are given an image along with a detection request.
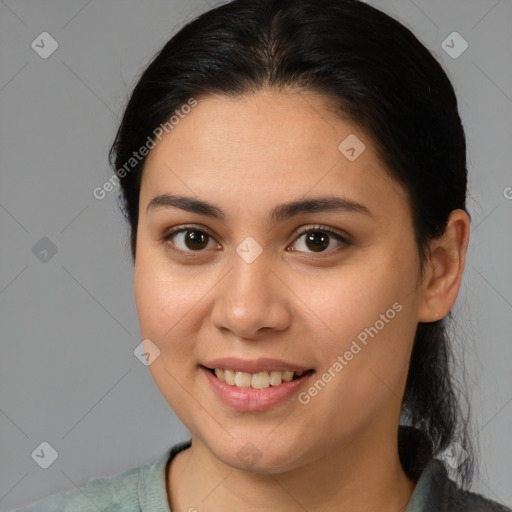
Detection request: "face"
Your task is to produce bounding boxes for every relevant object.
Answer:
[134,89,426,473]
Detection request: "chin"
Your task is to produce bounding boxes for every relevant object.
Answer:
[199,428,314,474]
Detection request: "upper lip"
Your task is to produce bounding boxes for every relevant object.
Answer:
[203,357,313,373]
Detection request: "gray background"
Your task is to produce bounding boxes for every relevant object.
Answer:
[0,0,511,510]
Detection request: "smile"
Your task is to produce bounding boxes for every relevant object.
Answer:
[208,368,311,389]
[200,357,315,411]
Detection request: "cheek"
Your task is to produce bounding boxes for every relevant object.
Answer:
[299,251,418,350]
[293,250,419,411]
[134,250,198,357]
[134,254,203,418]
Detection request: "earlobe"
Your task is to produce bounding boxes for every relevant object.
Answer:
[418,209,470,323]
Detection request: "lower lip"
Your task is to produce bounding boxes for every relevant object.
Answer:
[201,367,313,412]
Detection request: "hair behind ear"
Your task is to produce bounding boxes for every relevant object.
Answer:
[401,318,474,485]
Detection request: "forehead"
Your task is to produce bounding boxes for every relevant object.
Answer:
[147,90,360,165]
[140,90,410,223]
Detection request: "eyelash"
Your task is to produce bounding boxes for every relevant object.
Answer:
[159,224,351,257]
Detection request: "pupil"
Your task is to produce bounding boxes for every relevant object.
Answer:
[186,231,208,250]
[306,232,329,252]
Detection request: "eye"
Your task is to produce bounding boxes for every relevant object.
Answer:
[288,225,350,254]
[161,227,219,253]
[160,224,350,256]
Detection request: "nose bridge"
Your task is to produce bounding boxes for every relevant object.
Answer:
[226,242,273,313]
[211,240,290,338]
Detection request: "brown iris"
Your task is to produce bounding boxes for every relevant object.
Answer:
[184,230,209,250]
[305,232,329,252]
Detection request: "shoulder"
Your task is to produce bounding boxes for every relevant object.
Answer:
[13,465,141,512]
[400,427,511,512]
[440,474,511,512]
[411,458,512,512]
[16,468,140,512]
[13,443,186,512]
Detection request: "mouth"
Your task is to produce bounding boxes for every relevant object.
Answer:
[202,366,315,390]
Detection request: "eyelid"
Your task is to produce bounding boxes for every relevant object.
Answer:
[160,223,216,241]
[291,224,350,243]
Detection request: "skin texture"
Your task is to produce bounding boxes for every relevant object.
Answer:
[133,89,470,512]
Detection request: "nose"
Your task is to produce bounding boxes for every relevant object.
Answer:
[210,248,291,340]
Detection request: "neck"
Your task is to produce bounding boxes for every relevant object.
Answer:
[168,428,417,512]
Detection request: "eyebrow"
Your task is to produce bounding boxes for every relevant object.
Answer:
[146,193,372,223]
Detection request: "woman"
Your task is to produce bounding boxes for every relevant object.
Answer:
[16,0,511,510]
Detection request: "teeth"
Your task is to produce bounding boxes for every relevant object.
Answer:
[212,368,307,388]
[269,370,282,386]
[224,369,236,386]
[251,371,270,389]
[282,370,294,382]
[235,371,252,388]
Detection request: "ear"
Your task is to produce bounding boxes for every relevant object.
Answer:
[418,209,471,322]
